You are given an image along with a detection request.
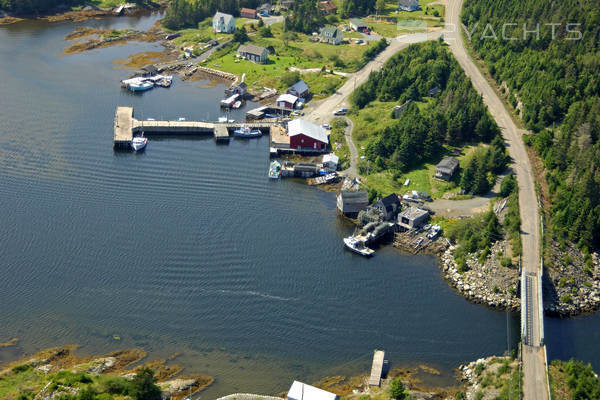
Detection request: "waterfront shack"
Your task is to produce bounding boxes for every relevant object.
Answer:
[276,93,299,110]
[288,119,328,152]
[397,206,429,230]
[434,157,459,180]
[322,153,339,170]
[134,64,158,77]
[288,381,338,400]
[225,82,247,97]
[294,162,319,178]
[287,80,310,99]
[374,193,402,221]
[213,11,235,33]
[337,190,369,217]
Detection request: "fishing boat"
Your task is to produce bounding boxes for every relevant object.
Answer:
[234,126,261,138]
[268,160,282,179]
[232,100,242,109]
[155,77,172,87]
[131,136,148,151]
[343,236,374,257]
[128,81,154,92]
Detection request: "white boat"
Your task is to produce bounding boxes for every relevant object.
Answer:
[234,126,261,138]
[232,100,242,109]
[343,236,374,257]
[268,160,281,179]
[128,81,153,92]
[131,136,147,151]
[218,116,228,123]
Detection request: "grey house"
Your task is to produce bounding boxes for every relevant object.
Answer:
[397,207,429,230]
[320,26,344,45]
[435,157,459,180]
[237,44,269,63]
[398,0,419,11]
[375,193,402,221]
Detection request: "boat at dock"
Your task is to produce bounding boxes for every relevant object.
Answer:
[268,160,282,179]
[155,77,172,87]
[234,126,261,138]
[343,236,374,257]
[232,100,242,109]
[130,136,148,151]
[308,173,339,186]
[220,93,240,108]
[128,81,154,92]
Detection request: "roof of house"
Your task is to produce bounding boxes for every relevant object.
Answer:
[240,7,256,14]
[320,26,342,38]
[436,157,459,170]
[289,80,309,94]
[213,11,234,24]
[319,0,337,11]
[323,153,339,164]
[350,18,367,27]
[276,93,299,104]
[237,44,267,56]
[141,64,158,74]
[399,206,429,220]
[288,381,338,400]
[288,119,328,143]
[381,193,401,210]
[339,190,369,202]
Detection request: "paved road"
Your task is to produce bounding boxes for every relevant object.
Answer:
[445,1,547,399]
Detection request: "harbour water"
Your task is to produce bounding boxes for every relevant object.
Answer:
[0,12,598,398]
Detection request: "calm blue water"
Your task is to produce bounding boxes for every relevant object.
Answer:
[0,12,597,398]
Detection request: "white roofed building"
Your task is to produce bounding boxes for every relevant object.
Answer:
[322,153,339,170]
[288,119,328,152]
[276,93,299,110]
[287,381,339,400]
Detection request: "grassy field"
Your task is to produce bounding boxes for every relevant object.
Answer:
[329,118,350,170]
[203,23,372,90]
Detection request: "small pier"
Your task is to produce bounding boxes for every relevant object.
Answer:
[368,350,385,387]
[113,106,274,148]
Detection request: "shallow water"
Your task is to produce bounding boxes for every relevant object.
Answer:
[0,12,597,399]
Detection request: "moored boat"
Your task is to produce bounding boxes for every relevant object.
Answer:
[232,100,242,109]
[268,160,281,179]
[131,136,148,151]
[128,81,154,92]
[234,126,261,138]
[343,236,374,257]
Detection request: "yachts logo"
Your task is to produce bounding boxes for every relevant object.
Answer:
[459,23,582,41]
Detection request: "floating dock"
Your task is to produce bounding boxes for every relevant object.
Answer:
[369,350,385,387]
[113,106,273,148]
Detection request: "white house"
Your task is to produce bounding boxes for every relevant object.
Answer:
[398,0,419,11]
[213,11,235,33]
[288,381,338,400]
[323,153,339,170]
[276,93,299,110]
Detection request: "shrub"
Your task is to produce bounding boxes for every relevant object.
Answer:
[560,294,572,303]
[389,378,407,400]
[500,257,512,267]
[12,364,32,373]
[474,363,485,375]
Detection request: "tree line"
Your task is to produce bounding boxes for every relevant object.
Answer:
[352,41,506,186]
[162,0,262,30]
[463,0,600,250]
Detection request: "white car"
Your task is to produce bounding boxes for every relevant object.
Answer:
[321,123,331,130]
[333,108,347,116]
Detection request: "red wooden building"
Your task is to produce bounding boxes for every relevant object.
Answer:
[240,7,257,18]
[288,119,328,151]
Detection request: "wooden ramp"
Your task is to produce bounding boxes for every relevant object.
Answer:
[369,350,385,387]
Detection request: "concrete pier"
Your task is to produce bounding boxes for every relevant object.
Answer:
[113,106,274,147]
[369,350,385,387]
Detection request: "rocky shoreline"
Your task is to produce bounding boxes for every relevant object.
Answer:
[458,355,521,400]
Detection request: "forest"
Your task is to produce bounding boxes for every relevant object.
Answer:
[1,0,78,14]
[462,0,600,250]
[351,41,506,194]
[284,0,324,34]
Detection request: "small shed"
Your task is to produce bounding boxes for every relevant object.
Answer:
[276,93,299,110]
[288,381,338,400]
[240,7,257,18]
[349,18,368,32]
[397,206,429,230]
[225,82,247,97]
[393,100,412,118]
[435,157,459,180]
[337,190,369,217]
[318,0,338,15]
[375,193,402,221]
[287,80,310,98]
[237,44,269,63]
[323,153,339,170]
[135,64,158,77]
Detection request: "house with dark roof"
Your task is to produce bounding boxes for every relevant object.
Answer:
[225,82,247,97]
[397,206,429,230]
[318,0,337,15]
[375,193,402,221]
[435,157,460,180]
[320,26,343,45]
[287,80,309,98]
[240,7,257,18]
[398,0,419,11]
[213,11,235,33]
[135,64,158,77]
[237,44,268,63]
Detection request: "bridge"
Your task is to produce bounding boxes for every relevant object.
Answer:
[113,106,275,148]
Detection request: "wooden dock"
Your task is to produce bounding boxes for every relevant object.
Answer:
[113,106,274,148]
[368,350,385,387]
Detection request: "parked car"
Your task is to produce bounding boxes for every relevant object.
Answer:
[333,108,347,116]
[260,11,269,17]
[321,123,331,130]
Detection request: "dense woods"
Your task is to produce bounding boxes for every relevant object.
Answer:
[162,0,262,30]
[352,41,506,188]
[284,0,324,34]
[339,0,376,18]
[0,0,77,14]
[463,0,600,250]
